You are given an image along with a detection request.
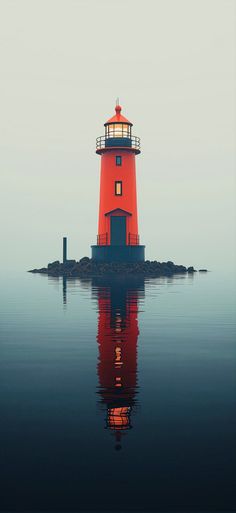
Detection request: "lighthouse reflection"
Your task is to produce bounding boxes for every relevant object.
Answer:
[92,276,144,449]
[56,274,144,448]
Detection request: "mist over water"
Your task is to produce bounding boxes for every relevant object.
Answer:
[0,270,235,511]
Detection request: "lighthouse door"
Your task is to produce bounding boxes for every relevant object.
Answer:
[110,216,126,245]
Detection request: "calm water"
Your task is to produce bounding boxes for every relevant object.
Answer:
[0,270,235,511]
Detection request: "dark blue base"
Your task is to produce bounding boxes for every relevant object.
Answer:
[91,245,145,262]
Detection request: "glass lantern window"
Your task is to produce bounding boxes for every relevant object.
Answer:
[114,124,122,137]
[122,124,130,137]
[106,123,131,138]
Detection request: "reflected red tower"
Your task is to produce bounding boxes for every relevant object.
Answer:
[91,103,145,262]
[93,276,144,448]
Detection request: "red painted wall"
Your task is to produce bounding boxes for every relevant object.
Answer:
[98,149,138,244]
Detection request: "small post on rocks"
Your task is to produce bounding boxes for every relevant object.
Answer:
[63,237,67,264]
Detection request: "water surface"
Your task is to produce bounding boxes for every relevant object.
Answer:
[0,270,235,511]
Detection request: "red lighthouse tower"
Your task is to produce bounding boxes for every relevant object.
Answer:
[91,102,145,262]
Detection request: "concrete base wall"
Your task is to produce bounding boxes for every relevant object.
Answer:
[91,245,145,263]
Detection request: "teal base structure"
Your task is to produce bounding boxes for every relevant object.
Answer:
[91,245,145,263]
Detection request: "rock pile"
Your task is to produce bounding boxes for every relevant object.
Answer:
[29,257,198,277]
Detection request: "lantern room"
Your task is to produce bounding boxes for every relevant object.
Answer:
[96,103,140,153]
[104,105,132,148]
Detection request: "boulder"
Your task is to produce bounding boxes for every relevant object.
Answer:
[48,260,60,269]
[64,259,76,267]
[79,256,91,264]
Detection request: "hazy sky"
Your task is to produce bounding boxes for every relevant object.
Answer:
[0,0,235,270]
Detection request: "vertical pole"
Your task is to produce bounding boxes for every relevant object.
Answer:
[63,237,67,264]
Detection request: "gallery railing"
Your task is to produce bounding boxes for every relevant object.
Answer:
[128,233,140,245]
[97,233,140,246]
[96,135,140,152]
[97,233,108,245]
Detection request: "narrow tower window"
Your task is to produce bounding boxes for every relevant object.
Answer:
[116,156,122,166]
[115,181,122,196]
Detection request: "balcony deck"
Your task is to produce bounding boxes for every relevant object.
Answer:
[96,135,141,154]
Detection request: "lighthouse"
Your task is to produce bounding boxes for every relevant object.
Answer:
[91,102,145,262]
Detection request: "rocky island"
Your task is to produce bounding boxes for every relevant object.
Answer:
[29,257,199,278]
